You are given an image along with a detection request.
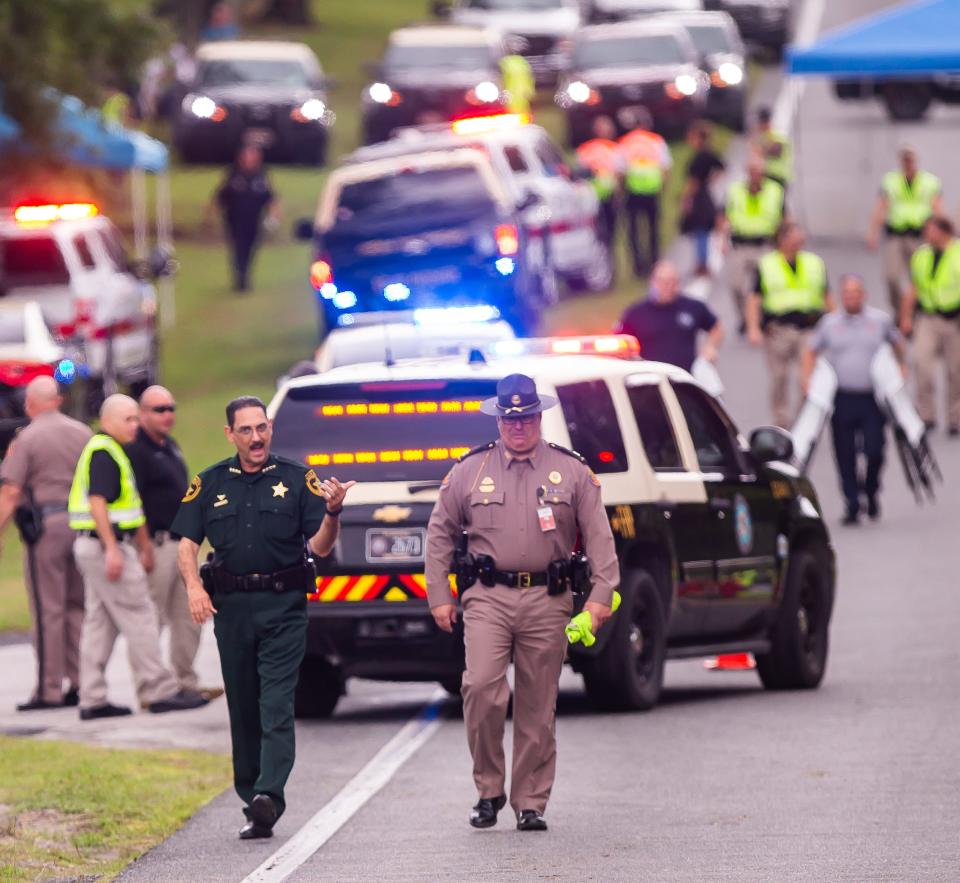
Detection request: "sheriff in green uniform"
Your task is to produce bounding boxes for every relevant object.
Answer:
[172,395,354,840]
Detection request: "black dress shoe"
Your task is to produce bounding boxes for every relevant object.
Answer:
[867,497,880,521]
[469,795,507,829]
[841,510,860,526]
[248,794,278,830]
[148,690,209,714]
[517,810,548,831]
[62,688,79,707]
[239,821,273,840]
[949,426,960,438]
[16,697,61,712]
[80,703,132,720]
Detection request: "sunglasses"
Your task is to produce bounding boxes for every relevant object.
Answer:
[150,405,176,414]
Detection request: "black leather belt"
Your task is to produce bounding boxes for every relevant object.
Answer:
[885,225,923,237]
[493,569,549,589]
[76,528,136,542]
[730,235,770,246]
[213,562,311,594]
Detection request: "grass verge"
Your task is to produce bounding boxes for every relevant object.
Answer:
[0,736,230,882]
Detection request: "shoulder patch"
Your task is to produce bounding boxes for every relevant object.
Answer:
[305,469,324,497]
[548,442,588,464]
[182,474,202,503]
[459,441,496,462]
[588,470,601,487]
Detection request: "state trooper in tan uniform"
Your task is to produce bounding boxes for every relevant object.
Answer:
[426,374,619,832]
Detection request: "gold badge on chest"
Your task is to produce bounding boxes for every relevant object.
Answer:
[478,476,496,493]
[548,470,562,485]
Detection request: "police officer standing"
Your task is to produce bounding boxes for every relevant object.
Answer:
[747,221,833,428]
[70,394,207,719]
[718,155,785,330]
[751,106,792,191]
[802,274,906,524]
[173,395,354,840]
[214,145,279,293]
[426,375,619,832]
[900,215,960,435]
[575,115,623,249]
[0,376,91,710]
[867,146,942,315]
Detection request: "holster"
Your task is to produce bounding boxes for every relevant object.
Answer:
[199,552,216,598]
[451,530,478,596]
[13,490,43,547]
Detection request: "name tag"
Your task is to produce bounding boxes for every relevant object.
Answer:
[537,505,556,532]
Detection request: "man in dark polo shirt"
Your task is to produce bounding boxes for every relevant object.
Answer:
[616,260,724,372]
[126,386,211,701]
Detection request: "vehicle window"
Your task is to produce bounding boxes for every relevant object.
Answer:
[671,381,743,474]
[534,139,566,178]
[627,384,683,471]
[73,235,96,269]
[199,59,309,87]
[685,24,734,55]
[384,44,495,71]
[97,229,129,273]
[0,235,70,288]
[271,379,498,483]
[0,311,26,344]
[555,380,627,473]
[574,35,686,68]
[503,146,529,173]
[335,167,494,228]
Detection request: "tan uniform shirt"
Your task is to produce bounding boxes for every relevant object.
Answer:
[425,439,619,608]
[1,411,92,505]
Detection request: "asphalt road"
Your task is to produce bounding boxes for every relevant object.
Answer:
[108,1,960,878]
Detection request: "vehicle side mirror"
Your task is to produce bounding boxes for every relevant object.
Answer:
[749,426,794,464]
[432,0,452,18]
[294,218,315,241]
[517,190,542,211]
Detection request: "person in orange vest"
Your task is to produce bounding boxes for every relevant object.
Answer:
[575,115,623,249]
[618,108,672,277]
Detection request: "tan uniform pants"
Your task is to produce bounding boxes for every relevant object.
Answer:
[74,536,180,710]
[764,323,809,429]
[913,312,960,427]
[883,234,921,315]
[23,513,84,703]
[461,584,573,816]
[727,242,766,320]
[145,536,200,695]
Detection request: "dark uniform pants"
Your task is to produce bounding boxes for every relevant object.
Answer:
[213,589,307,818]
[461,584,573,816]
[597,198,618,249]
[830,391,887,515]
[226,218,261,291]
[625,193,660,275]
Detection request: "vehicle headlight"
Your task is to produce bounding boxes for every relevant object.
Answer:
[566,80,592,103]
[297,98,327,120]
[673,74,698,97]
[473,80,500,103]
[717,62,743,86]
[368,82,395,104]
[188,95,219,119]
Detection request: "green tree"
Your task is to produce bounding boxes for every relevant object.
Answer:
[0,0,164,144]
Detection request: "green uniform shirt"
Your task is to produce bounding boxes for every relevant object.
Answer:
[171,454,327,576]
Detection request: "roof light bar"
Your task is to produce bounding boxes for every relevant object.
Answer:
[13,203,99,225]
[490,335,640,359]
[307,446,473,467]
[451,113,530,136]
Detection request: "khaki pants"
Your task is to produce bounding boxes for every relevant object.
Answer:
[461,584,573,816]
[913,312,960,427]
[23,513,84,703]
[727,242,766,320]
[74,537,180,710]
[883,234,921,315]
[146,536,200,695]
[764,323,809,428]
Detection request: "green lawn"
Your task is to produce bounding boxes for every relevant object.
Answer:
[0,737,230,882]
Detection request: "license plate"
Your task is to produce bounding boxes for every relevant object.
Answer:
[365,528,425,563]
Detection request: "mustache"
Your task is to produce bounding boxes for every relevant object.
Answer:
[249,441,265,450]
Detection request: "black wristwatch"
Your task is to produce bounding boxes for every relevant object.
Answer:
[326,505,342,517]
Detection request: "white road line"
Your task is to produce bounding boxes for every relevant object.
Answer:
[242,689,447,883]
[772,0,829,135]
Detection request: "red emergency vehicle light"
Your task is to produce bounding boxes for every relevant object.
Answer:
[13,203,99,225]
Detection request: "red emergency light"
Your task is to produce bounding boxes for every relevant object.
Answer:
[13,203,99,225]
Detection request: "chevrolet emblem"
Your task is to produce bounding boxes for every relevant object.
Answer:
[373,505,412,523]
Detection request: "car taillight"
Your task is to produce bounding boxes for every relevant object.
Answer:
[494,224,519,256]
[310,259,333,290]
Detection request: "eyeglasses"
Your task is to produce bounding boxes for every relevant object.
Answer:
[501,415,538,427]
[150,405,176,414]
[233,422,270,438]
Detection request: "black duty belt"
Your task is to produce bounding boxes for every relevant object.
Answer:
[919,306,960,320]
[492,569,550,589]
[76,528,137,542]
[212,562,312,595]
[885,225,924,237]
[730,235,770,246]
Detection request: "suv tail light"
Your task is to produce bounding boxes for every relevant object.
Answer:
[310,258,334,292]
[494,224,519,256]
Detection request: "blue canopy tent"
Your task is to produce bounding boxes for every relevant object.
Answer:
[787,0,960,78]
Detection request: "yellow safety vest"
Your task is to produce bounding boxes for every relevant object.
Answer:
[911,240,960,314]
[883,170,940,233]
[757,250,827,315]
[68,434,145,531]
[760,130,792,184]
[726,179,784,239]
[499,55,534,115]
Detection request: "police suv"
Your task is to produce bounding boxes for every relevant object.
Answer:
[0,202,163,415]
[269,336,836,717]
